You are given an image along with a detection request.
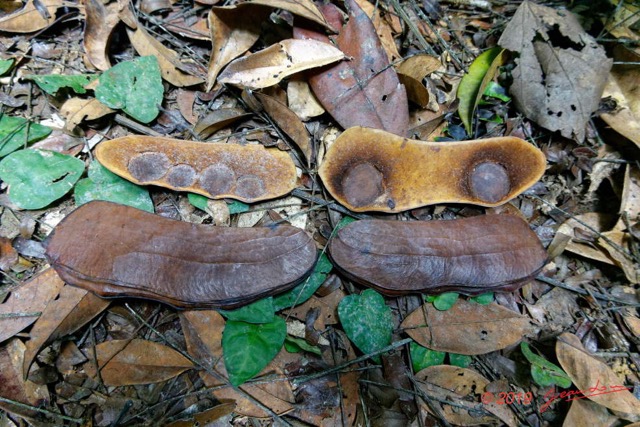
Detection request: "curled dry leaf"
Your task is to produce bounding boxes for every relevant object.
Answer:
[329,216,548,296]
[498,0,612,141]
[287,79,325,120]
[0,268,64,344]
[245,0,335,31]
[556,332,640,419]
[95,136,297,202]
[218,39,345,90]
[45,201,318,309]
[319,127,547,212]
[128,26,205,87]
[193,107,251,139]
[206,4,267,91]
[60,97,115,132]
[254,91,312,166]
[401,300,531,355]
[83,339,194,386]
[294,0,409,136]
[83,0,120,70]
[0,0,61,33]
[415,365,517,426]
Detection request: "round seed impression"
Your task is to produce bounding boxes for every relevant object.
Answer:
[469,161,510,204]
[199,163,235,195]
[341,162,384,208]
[236,174,266,199]
[165,164,197,188]
[128,152,170,182]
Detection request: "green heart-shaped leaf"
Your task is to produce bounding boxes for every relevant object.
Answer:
[0,115,51,158]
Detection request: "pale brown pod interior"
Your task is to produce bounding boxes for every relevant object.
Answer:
[95,136,297,203]
[318,127,547,212]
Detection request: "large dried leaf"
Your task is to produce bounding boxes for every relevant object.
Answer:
[23,284,110,377]
[0,339,49,419]
[0,268,64,344]
[128,26,205,87]
[0,0,61,33]
[254,92,312,166]
[498,0,612,141]
[294,0,409,136]
[84,339,194,386]
[556,332,640,419]
[83,0,120,70]
[319,127,546,212]
[95,136,297,203]
[45,201,317,309]
[401,300,531,355]
[563,399,619,427]
[218,39,345,90]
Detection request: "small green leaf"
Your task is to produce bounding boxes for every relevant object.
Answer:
[223,317,286,386]
[228,200,250,214]
[470,293,494,305]
[0,149,84,209]
[95,56,163,124]
[521,342,572,388]
[0,115,52,158]
[410,341,445,372]
[273,252,332,311]
[449,353,472,368]
[483,81,510,102]
[456,47,505,136]
[25,74,97,95]
[188,193,209,211]
[0,58,14,76]
[219,297,275,324]
[284,336,322,355]
[433,292,458,311]
[338,289,393,363]
[75,160,153,212]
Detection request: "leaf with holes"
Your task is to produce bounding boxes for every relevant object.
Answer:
[223,317,286,386]
[74,160,153,212]
[338,289,393,363]
[0,149,84,209]
[0,115,51,158]
[95,56,164,123]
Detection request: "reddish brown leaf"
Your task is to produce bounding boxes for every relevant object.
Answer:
[23,284,110,377]
[176,89,198,125]
[83,0,120,70]
[0,268,65,344]
[83,339,194,386]
[0,236,18,271]
[294,0,409,136]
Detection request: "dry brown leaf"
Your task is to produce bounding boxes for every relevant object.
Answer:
[498,0,612,141]
[604,2,640,55]
[84,339,194,386]
[193,107,251,139]
[282,289,344,331]
[206,4,267,91]
[415,365,517,426]
[117,0,137,28]
[563,398,619,427]
[164,402,236,427]
[23,284,110,377]
[0,268,64,344]
[0,236,18,271]
[396,54,442,81]
[176,89,198,125]
[254,91,312,166]
[615,165,640,231]
[354,0,401,63]
[246,0,335,31]
[287,79,325,121]
[128,25,205,87]
[0,0,61,33]
[60,97,115,132]
[165,12,210,41]
[0,339,49,420]
[83,0,120,71]
[556,332,640,420]
[401,300,530,355]
[219,39,345,90]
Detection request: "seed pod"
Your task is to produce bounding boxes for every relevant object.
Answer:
[95,136,297,203]
[328,215,547,295]
[318,127,546,212]
[45,201,317,309]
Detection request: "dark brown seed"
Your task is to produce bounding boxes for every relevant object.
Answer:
[128,152,170,181]
[236,174,266,199]
[165,164,197,188]
[469,162,510,204]
[45,201,318,309]
[199,163,235,194]
[341,162,384,207]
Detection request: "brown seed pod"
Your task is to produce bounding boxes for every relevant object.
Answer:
[95,136,297,203]
[328,215,548,296]
[318,127,546,212]
[45,201,317,309]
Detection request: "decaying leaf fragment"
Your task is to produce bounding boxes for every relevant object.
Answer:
[498,0,612,141]
[45,201,318,309]
[0,0,61,33]
[330,216,548,297]
[319,127,546,212]
[96,136,297,203]
[83,0,120,70]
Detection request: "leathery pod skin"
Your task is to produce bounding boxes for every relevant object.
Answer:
[328,215,548,295]
[45,201,318,309]
[318,127,547,212]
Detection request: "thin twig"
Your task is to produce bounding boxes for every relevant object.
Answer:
[0,396,83,424]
